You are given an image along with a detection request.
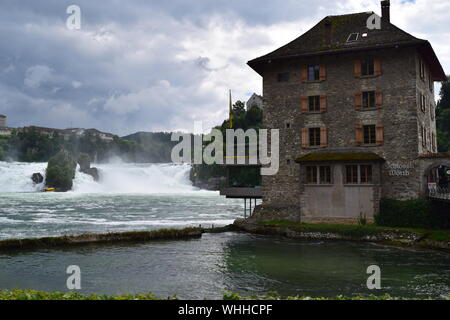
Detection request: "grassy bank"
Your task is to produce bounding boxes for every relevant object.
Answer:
[229,220,450,251]
[0,228,203,251]
[1,289,447,300]
[259,221,450,243]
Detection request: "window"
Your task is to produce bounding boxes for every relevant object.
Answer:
[360,165,373,184]
[306,166,332,184]
[308,96,321,112]
[347,33,359,42]
[345,165,373,184]
[308,65,320,81]
[420,93,426,113]
[361,59,374,76]
[277,72,290,82]
[422,125,427,148]
[432,133,436,152]
[285,122,291,129]
[431,105,435,121]
[306,166,318,184]
[345,165,359,184]
[319,166,332,184]
[419,59,425,80]
[363,125,376,145]
[309,128,321,146]
[429,74,434,92]
[362,91,376,109]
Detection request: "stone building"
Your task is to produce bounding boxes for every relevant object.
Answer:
[0,114,12,136]
[246,93,263,111]
[0,114,6,128]
[247,1,448,222]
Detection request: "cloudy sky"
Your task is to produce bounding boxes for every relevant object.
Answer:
[0,0,448,136]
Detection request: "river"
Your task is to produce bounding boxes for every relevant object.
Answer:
[0,161,449,299]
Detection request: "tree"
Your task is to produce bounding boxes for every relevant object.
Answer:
[437,76,450,152]
[45,151,77,191]
[232,101,246,117]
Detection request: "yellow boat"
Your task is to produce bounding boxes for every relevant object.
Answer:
[44,188,56,192]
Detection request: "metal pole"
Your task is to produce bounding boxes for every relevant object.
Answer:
[244,198,247,219]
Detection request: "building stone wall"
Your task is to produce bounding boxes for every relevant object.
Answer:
[258,46,440,221]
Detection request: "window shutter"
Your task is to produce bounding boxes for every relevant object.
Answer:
[301,128,309,148]
[301,66,307,82]
[376,124,384,145]
[320,95,327,112]
[354,60,361,78]
[374,59,382,76]
[319,64,327,81]
[354,92,362,110]
[355,125,363,145]
[375,90,383,107]
[301,96,308,113]
[320,127,328,147]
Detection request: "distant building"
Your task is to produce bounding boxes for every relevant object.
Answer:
[0,114,12,136]
[0,114,6,128]
[246,93,263,111]
[64,128,115,142]
[18,126,115,142]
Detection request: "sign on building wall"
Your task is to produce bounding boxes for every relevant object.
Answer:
[384,162,414,177]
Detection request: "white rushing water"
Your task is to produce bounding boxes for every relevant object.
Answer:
[0,162,47,193]
[0,161,244,239]
[0,161,200,194]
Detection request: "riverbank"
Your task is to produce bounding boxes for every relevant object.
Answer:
[1,289,447,300]
[1,222,449,252]
[0,228,202,250]
[234,220,450,251]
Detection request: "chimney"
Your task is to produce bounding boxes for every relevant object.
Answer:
[381,0,390,23]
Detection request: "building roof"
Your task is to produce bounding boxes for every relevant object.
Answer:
[418,152,450,159]
[296,150,385,163]
[248,12,446,80]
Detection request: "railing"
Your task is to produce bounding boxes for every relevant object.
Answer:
[428,187,450,201]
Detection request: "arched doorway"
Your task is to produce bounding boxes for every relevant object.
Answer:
[424,161,450,195]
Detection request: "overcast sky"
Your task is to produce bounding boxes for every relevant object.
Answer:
[0,0,448,136]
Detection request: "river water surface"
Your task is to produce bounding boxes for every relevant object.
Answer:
[0,161,449,299]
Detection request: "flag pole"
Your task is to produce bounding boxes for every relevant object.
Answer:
[229,90,233,129]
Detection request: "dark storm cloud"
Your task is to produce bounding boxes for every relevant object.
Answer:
[0,0,447,135]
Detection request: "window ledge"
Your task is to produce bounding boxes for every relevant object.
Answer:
[356,107,382,111]
[358,144,381,147]
[303,146,327,150]
[303,111,325,114]
[359,75,380,79]
[303,80,324,84]
[343,184,375,187]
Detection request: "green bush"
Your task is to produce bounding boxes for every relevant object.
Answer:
[45,151,77,191]
[77,153,91,171]
[375,199,442,229]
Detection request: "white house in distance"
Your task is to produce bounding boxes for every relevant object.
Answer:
[0,114,6,128]
[246,93,263,111]
[0,114,12,136]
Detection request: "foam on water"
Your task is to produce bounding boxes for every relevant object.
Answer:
[0,161,208,195]
[0,162,47,193]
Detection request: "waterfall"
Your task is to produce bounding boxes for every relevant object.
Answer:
[0,161,199,194]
